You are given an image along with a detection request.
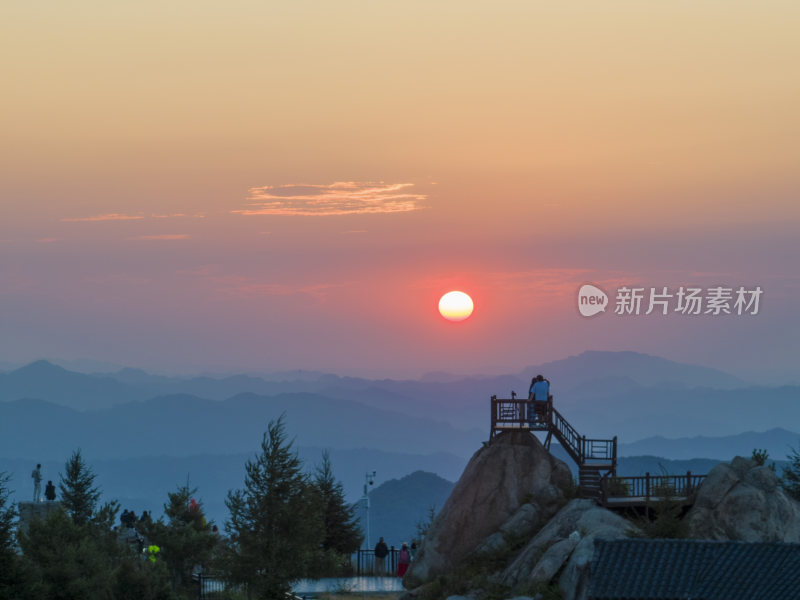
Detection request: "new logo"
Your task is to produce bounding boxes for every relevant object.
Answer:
[578,284,608,317]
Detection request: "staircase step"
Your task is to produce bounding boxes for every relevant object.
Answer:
[578,487,601,499]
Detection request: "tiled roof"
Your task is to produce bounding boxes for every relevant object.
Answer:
[589,538,800,600]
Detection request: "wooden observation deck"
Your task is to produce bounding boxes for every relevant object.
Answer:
[490,394,705,509]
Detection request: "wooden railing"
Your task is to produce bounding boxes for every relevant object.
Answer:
[600,471,707,504]
[581,437,617,465]
[550,407,583,463]
[489,393,706,508]
[490,395,551,433]
[490,396,616,467]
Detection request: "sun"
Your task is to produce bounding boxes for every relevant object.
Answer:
[438,291,474,322]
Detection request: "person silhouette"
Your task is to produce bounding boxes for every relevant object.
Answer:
[529,375,551,424]
[44,480,56,501]
[374,537,389,575]
[31,464,42,502]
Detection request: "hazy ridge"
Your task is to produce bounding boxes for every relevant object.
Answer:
[2,350,797,536]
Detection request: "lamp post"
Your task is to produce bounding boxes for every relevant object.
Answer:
[362,471,376,551]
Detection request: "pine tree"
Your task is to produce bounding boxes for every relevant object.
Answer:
[59,449,101,526]
[0,472,33,600]
[20,509,117,599]
[20,454,174,600]
[313,450,362,555]
[142,482,218,592]
[225,415,323,599]
[0,472,15,561]
[781,441,800,501]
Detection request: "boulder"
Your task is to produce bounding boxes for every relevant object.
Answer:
[528,537,578,582]
[499,503,540,536]
[475,503,541,555]
[403,431,573,589]
[558,508,635,600]
[687,457,800,542]
[501,499,594,587]
[398,582,439,600]
[501,498,636,600]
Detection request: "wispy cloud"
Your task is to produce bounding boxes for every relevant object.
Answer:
[177,264,219,277]
[484,269,642,297]
[62,212,204,223]
[181,268,342,300]
[222,282,342,299]
[130,234,189,241]
[61,213,145,222]
[234,182,426,216]
[36,237,60,244]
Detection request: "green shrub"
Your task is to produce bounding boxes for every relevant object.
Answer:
[606,477,631,496]
[651,479,677,498]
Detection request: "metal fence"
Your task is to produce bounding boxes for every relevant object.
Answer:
[353,547,401,575]
[195,551,403,598]
[195,575,228,600]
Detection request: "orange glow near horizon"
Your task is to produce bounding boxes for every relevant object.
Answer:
[439,291,474,322]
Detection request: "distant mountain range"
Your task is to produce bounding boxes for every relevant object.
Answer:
[0,361,146,410]
[2,352,794,438]
[0,393,482,460]
[526,350,749,390]
[2,350,797,538]
[619,427,800,461]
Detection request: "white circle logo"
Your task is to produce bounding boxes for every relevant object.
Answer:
[578,284,608,317]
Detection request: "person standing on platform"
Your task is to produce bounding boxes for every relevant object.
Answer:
[31,464,42,502]
[397,543,411,577]
[374,537,389,575]
[529,375,551,424]
[44,480,56,501]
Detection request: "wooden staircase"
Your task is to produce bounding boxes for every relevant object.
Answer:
[578,465,606,499]
[490,395,617,499]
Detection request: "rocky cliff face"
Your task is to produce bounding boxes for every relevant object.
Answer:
[403,431,573,589]
[687,456,800,542]
[499,499,636,600]
[402,443,800,600]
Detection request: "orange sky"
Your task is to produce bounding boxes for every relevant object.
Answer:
[1,1,798,379]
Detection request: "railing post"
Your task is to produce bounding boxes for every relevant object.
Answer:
[581,435,586,463]
[687,470,692,495]
[600,473,608,506]
[612,436,618,474]
[490,395,496,440]
[645,472,650,502]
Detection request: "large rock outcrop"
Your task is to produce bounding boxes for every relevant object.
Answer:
[403,431,573,589]
[687,456,800,542]
[501,499,637,600]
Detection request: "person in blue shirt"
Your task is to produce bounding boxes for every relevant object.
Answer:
[528,375,551,424]
[531,374,550,401]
